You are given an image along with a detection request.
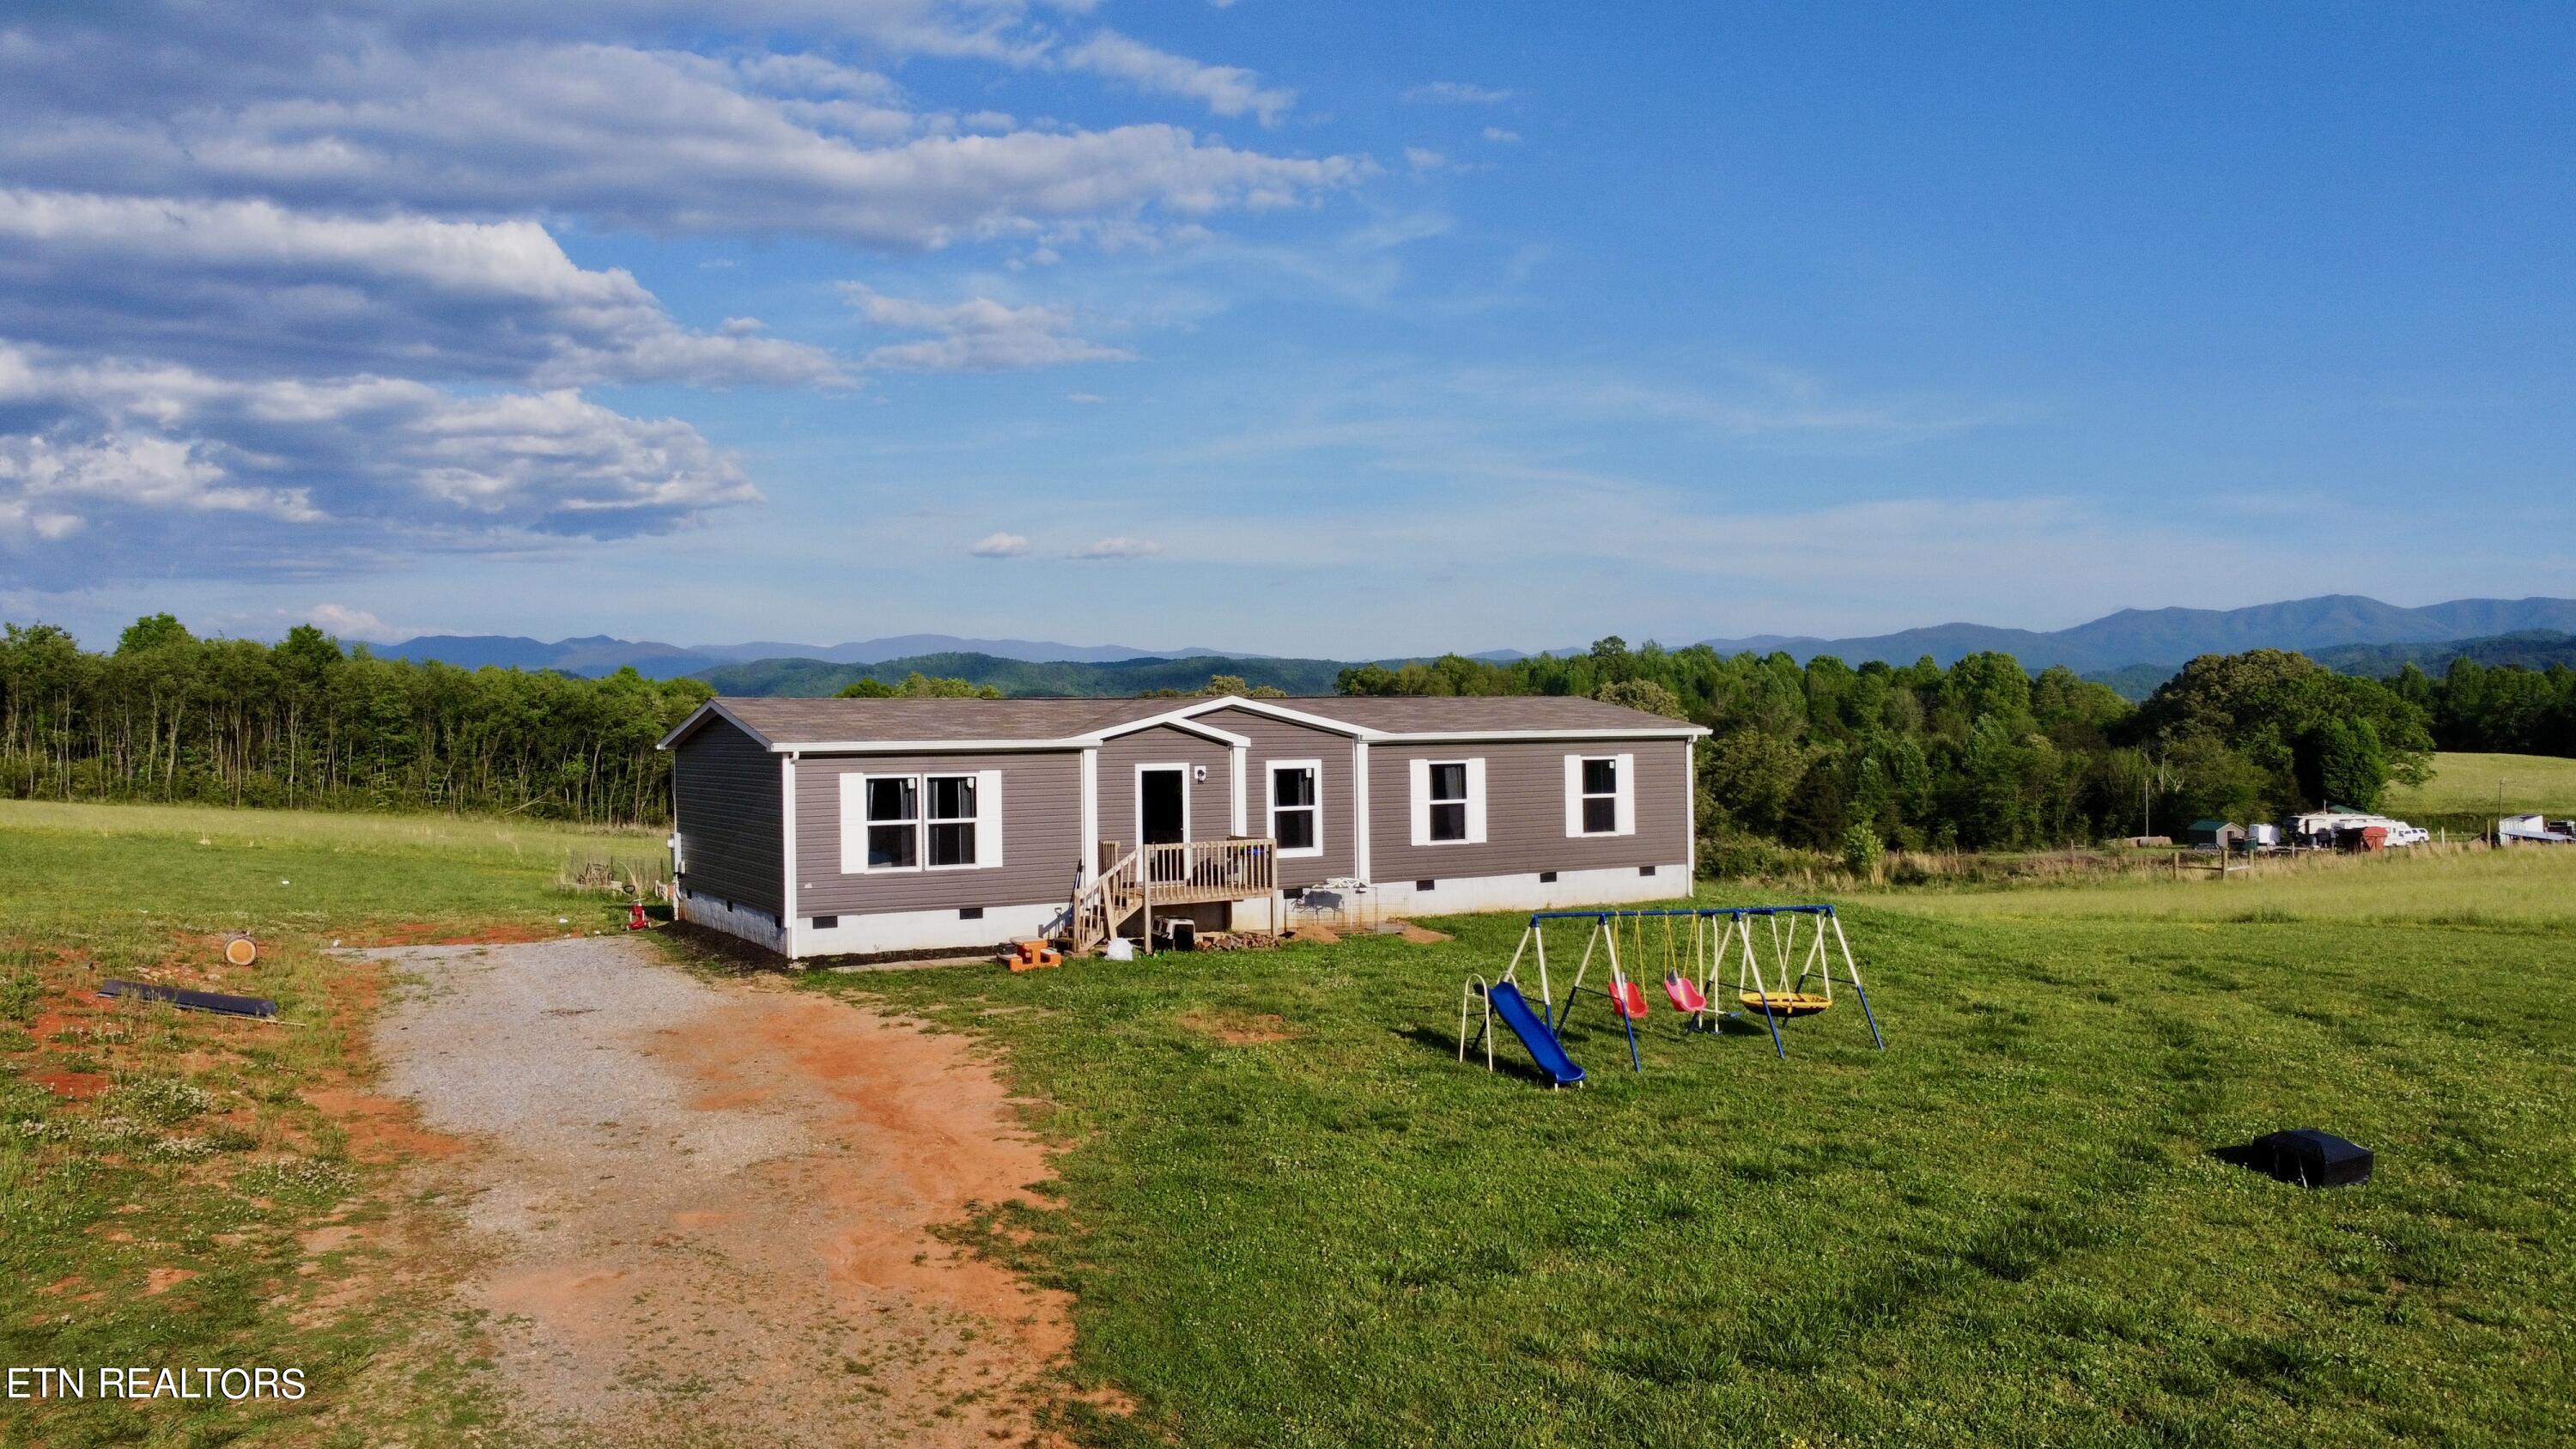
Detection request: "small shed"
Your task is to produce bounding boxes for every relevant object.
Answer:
[2186,819,2245,851]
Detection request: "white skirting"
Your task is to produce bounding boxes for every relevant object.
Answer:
[1359,862,1688,916]
[677,888,788,953]
[792,900,1066,960]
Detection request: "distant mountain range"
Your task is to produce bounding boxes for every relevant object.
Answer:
[366,594,2576,698]
[1686,594,2576,675]
[375,632,1249,678]
[693,652,1357,698]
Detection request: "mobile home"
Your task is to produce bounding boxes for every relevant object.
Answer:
[657,693,1710,960]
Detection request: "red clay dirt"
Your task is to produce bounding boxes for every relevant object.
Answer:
[364,937,1086,1446]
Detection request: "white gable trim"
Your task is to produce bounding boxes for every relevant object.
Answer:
[1090,709,1253,748]
[655,698,778,752]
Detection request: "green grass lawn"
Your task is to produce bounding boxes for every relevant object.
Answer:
[0,800,652,1446]
[2385,751,2576,819]
[812,850,2576,1446]
[9,800,2573,1446]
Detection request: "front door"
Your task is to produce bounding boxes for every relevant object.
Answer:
[1139,768,1187,880]
[1139,768,1187,845]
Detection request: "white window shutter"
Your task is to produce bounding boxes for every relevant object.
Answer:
[1614,752,1636,836]
[1465,758,1488,843]
[839,771,868,874]
[1563,754,1583,837]
[976,769,1005,867]
[1408,758,1431,847]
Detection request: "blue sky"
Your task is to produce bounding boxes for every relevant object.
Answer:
[1,2,2568,655]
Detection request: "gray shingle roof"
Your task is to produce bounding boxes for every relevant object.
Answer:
[683,692,1706,749]
[710,697,1175,746]
[1269,695,1699,734]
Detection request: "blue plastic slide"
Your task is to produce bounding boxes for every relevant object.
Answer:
[1487,982,1586,1087]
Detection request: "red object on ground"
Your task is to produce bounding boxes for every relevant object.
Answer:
[1663,972,1706,1013]
[627,903,648,930]
[1610,978,1650,1019]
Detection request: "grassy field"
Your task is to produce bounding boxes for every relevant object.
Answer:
[2385,751,2576,820]
[818,849,2576,1446]
[0,800,651,1446]
[1881,840,2576,924]
[8,799,2574,1446]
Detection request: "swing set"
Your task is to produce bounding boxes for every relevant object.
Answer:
[1495,905,1885,1070]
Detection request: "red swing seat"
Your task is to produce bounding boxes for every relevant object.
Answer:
[1608,978,1650,1020]
[1663,972,1706,1013]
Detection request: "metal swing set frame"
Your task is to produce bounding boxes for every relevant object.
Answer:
[1499,905,1886,1069]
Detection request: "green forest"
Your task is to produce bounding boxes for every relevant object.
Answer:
[5,617,2573,849]
[1340,641,2576,856]
[0,616,708,825]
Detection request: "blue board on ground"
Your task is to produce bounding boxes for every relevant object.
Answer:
[1487,981,1585,1087]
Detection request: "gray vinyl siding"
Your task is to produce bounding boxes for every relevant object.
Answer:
[1196,707,1357,889]
[671,716,783,916]
[1096,725,1235,849]
[1369,737,1691,883]
[796,752,1084,916]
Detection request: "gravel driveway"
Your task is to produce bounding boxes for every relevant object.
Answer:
[362,936,1066,1446]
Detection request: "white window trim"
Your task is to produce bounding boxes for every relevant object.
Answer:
[1564,752,1636,837]
[841,769,1004,874]
[1267,758,1324,858]
[923,770,1005,874]
[1133,761,1192,847]
[1410,757,1485,846]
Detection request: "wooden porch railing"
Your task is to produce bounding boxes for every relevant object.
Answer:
[1067,837,1278,953]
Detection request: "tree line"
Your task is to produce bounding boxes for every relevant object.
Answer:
[0,616,708,825]
[7,614,2567,847]
[1337,640,2570,860]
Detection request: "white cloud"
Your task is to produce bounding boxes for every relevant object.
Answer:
[301,603,418,642]
[0,496,88,544]
[1482,126,1521,143]
[1066,391,1105,404]
[0,431,319,522]
[1405,82,1513,104]
[0,32,1357,251]
[969,531,1030,557]
[0,190,841,388]
[841,283,1133,371]
[1060,30,1294,127]
[1072,535,1160,559]
[1404,148,1448,173]
[0,342,759,581]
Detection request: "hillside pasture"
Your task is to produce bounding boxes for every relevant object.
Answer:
[2383,750,2576,820]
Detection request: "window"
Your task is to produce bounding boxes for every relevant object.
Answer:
[841,769,1003,873]
[811,915,839,929]
[927,775,977,867]
[1580,758,1618,834]
[866,776,917,868]
[1270,760,1321,856]
[1410,758,1484,846]
[1429,764,1468,842]
[1563,752,1635,837]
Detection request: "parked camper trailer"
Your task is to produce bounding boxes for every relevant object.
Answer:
[2285,810,2427,850]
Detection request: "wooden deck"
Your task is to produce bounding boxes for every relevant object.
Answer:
[1070,837,1279,952]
